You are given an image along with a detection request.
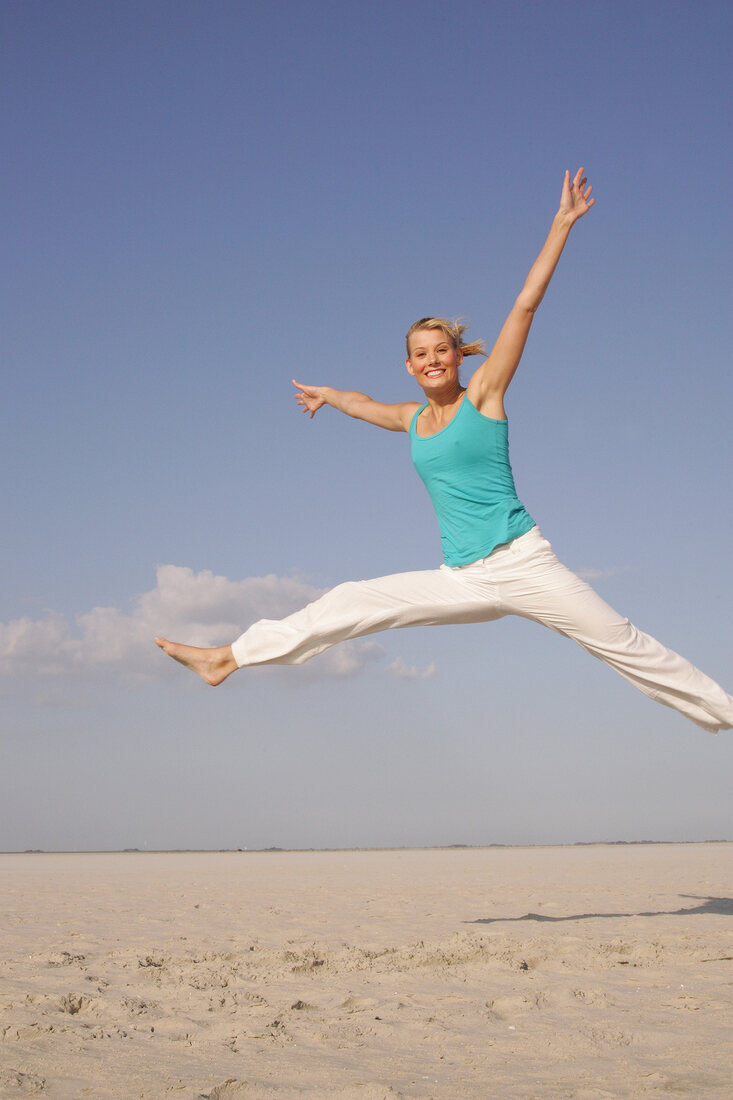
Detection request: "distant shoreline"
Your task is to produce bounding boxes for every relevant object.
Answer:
[3,839,730,855]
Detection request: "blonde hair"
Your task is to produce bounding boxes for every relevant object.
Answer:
[405,317,486,358]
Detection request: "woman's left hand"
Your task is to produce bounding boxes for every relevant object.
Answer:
[558,167,594,224]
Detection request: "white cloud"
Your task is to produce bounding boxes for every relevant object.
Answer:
[0,565,382,685]
[575,566,622,581]
[388,656,436,680]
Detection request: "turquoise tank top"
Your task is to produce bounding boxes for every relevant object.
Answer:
[409,394,535,566]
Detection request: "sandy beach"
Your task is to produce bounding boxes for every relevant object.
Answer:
[1,844,732,1098]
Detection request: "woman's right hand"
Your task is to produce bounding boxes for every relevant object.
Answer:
[292,379,327,418]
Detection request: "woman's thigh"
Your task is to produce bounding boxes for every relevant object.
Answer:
[290,565,506,635]
[498,531,632,645]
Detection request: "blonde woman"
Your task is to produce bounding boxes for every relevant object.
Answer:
[156,169,733,733]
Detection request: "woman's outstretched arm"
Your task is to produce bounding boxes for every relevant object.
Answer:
[467,167,595,419]
[292,380,420,432]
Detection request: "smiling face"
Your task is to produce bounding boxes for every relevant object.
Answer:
[405,327,464,395]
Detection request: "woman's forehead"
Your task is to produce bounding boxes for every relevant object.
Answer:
[409,327,452,349]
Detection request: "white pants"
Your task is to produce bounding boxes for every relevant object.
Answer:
[231,527,733,733]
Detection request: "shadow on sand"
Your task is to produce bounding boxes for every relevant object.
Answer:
[469,894,733,924]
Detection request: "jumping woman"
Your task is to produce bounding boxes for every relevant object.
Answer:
[155,168,733,733]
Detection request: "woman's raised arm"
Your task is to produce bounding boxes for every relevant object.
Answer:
[467,167,594,419]
[292,380,420,432]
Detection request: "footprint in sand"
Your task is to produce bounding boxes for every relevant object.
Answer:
[487,993,547,1019]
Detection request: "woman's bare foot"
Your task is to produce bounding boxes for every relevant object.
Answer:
[154,638,238,686]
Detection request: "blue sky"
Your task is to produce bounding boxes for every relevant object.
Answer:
[2,0,732,851]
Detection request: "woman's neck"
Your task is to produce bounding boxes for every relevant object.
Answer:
[424,385,464,413]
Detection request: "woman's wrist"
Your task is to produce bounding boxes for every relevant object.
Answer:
[551,210,576,235]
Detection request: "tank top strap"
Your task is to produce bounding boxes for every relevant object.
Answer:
[408,403,428,436]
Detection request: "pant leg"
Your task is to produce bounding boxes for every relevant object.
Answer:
[231,566,505,668]
[495,528,733,733]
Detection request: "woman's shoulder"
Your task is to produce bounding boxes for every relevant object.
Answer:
[404,401,426,432]
[464,382,507,423]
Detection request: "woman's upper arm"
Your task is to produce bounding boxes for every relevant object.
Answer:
[466,301,534,413]
[358,399,421,432]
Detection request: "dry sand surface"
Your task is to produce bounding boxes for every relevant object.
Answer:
[1,844,732,1099]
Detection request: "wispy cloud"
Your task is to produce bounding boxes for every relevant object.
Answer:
[0,565,382,686]
[574,566,624,581]
[388,656,436,680]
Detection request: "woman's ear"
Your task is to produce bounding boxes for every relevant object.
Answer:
[405,357,415,377]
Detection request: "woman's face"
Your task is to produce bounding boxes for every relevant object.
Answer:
[406,328,463,393]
